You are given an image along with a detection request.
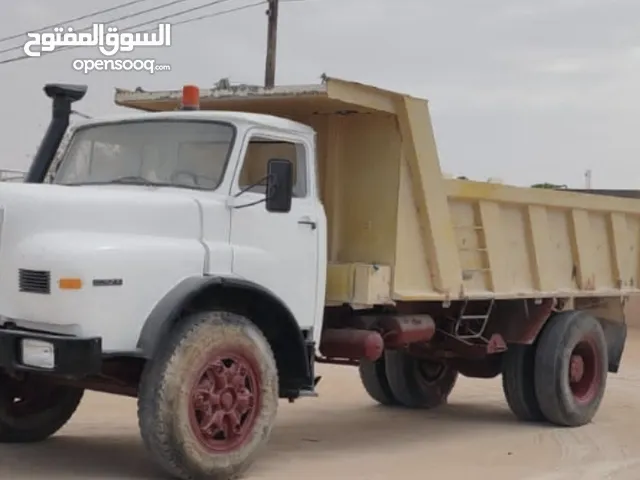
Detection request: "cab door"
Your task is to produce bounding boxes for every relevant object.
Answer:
[228,129,323,332]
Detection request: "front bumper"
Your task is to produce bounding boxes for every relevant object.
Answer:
[0,327,102,376]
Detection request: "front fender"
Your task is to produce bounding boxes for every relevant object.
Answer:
[138,275,312,393]
[0,231,206,351]
[137,275,219,356]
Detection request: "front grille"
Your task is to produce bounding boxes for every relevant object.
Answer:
[18,269,51,294]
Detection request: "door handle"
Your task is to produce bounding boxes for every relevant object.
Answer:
[298,217,317,230]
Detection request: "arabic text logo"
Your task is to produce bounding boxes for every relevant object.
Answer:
[23,23,171,58]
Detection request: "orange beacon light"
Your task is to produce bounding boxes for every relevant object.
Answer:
[180,85,200,110]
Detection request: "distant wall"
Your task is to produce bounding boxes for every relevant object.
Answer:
[0,169,25,182]
[567,189,640,199]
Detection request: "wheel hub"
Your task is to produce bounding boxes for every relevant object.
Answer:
[220,391,234,410]
[570,354,585,383]
[568,337,600,404]
[188,352,260,452]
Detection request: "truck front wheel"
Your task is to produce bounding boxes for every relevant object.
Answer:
[137,310,278,480]
[0,373,83,443]
[534,311,608,427]
[384,350,458,409]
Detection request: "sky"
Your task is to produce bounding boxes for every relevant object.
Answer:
[2,0,640,187]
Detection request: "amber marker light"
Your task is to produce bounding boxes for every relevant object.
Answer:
[58,278,82,290]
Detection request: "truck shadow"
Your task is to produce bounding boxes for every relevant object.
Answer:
[0,434,156,479]
[0,401,543,478]
[262,401,536,456]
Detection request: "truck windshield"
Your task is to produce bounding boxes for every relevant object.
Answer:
[54,120,235,190]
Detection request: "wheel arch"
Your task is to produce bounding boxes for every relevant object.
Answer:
[496,299,626,374]
[137,275,313,396]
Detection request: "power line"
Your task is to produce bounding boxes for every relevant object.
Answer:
[121,0,304,32]
[171,1,265,27]
[101,0,239,35]
[0,1,266,65]
[0,0,237,57]
[0,0,203,56]
[0,0,154,44]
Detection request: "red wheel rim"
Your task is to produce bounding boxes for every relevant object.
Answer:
[187,350,261,453]
[568,336,601,404]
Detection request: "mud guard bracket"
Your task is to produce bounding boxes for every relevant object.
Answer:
[598,317,626,373]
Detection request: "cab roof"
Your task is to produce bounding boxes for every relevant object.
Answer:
[75,110,315,135]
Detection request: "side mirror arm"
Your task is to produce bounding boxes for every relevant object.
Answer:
[227,174,274,210]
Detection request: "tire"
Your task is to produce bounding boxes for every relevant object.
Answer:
[502,344,544,422]
[384,350,458,409]
[358,356,397,406]
[138,310,279,480]
[0,373,83,443]
[534,311,608,427]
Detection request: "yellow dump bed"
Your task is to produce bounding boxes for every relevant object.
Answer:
[114,77,640,306]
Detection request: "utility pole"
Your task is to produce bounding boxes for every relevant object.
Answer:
[264,0,279,88]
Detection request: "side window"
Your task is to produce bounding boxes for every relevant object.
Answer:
[238,136,307,197]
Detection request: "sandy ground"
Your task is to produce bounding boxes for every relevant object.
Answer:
[3,332,640,480]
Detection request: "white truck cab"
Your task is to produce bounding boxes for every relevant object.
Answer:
[1,109,325,351]
[0,84,324,479]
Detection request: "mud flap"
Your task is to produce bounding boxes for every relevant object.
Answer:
[598,317,627,373]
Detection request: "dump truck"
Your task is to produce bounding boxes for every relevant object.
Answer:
[0,78,631,479]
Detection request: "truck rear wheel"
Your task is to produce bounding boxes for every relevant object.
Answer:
[502,344,544,422]
[384,350,458,409]
[534,311,608,427]
[358,356,398,406]
[0,373,83,443]
[137,310,279,480]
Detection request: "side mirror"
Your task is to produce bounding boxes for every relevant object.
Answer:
[266,158,293,213]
